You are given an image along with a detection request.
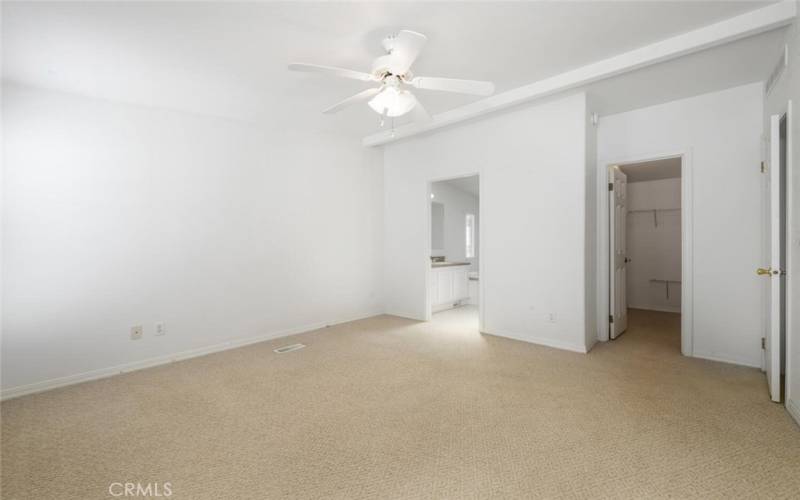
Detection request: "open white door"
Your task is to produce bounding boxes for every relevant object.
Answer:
[609,167,628,339]
[762,114,784,403]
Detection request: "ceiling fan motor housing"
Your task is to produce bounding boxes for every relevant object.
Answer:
[371,33,415,79]
[371,55,410,81]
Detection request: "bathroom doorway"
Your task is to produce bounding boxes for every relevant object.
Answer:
[427,174,481,329]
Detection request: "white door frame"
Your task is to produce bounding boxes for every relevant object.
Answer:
[425,172,485,332]
[785,101,794,405]
[596,150,694,356]
[766,100,793,404]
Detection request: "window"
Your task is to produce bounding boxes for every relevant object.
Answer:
[465,213,475,258]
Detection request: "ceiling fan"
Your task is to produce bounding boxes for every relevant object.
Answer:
[289,30,495,123]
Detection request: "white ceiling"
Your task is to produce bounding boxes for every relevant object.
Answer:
[588,28,786,118]
[2,1,782,137]
[443,176,480,197]
[620,158,682,183]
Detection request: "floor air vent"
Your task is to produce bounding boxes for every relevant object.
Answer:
[273,343,306,354]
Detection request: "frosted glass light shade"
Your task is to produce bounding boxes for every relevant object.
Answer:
[368,87,416,117]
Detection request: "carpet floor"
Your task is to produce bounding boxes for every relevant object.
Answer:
[2,307,799,499]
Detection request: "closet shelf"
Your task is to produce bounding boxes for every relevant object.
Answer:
[628,208,680,213]
[628,208,680,227]
[649,279,681,300]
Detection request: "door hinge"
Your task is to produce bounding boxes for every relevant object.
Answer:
[761,161,766,173]
[608,182,614,191]
[761,337,766,349]
[609,314,614,324]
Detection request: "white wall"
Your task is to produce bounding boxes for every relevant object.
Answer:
[626,178,682,313]
[430,181,479,270]
[598,83,764,367]
[585,101,598,351]
[384,93,592,352]
[1,84,384,395]
[763,9,800,425]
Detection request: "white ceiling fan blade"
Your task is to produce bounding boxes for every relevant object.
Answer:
[323,87,382,114]
[410,76,495,96]
[388,30,427,75]
[289,63,375,82]
[410,94,432,122]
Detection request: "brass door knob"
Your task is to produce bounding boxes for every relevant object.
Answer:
[756,267,772,276]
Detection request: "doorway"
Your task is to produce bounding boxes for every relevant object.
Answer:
[601,154,692,354]
[427,174,481,328]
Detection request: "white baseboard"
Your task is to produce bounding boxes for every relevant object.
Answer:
[691,350,761,369]
[1,310,383,401]
[483,329,587,354]
[585,335,598,353]
[787,398,800,428]
[384,309,426,321]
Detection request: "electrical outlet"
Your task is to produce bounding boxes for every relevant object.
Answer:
[155,322,166,336]
[547,312,558,323]
[130,325,143,340]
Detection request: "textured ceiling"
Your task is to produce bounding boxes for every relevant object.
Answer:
[2,1,779,137]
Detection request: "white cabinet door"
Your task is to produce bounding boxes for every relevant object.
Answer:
[453,269,469,300]
[437,269,454,305]
[430,270,439,305]
[432,267,470,308]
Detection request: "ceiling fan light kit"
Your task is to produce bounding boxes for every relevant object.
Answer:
[368,85,416,117]
[289,29,495,124]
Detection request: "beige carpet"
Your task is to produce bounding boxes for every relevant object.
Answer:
[2,307,799,499]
